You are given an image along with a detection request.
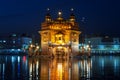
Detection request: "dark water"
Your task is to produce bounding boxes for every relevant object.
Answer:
[0,55,120,80]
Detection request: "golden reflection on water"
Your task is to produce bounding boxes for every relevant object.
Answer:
[29,57,92,80]
[57,63,62,80]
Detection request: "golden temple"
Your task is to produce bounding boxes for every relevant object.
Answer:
[39,10,81,57]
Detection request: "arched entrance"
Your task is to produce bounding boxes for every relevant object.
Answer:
[55,47,65,58]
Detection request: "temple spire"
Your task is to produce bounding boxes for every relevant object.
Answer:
[57,11,63,20]
[58,11,62,18]
[45,8,52,22]
[69,8,75,22]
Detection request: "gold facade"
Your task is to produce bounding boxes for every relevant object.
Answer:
[39,11,81,57]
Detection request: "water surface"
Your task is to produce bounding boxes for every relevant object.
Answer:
[0,55,120,80]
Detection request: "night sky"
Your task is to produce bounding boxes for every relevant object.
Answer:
[0,0,120,37]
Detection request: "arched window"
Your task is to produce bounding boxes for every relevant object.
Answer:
[55,32,65,44]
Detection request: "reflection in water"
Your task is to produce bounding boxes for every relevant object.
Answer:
[29,57,92,80]
[29,57,40,80]
[29,56,120,80]
[0,55,120,80]
[71,58,91,80]
[57,63,62,80]
[0,55,28,80]
[92,56,120,79]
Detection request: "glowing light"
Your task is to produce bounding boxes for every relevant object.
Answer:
[105,36,109,38]
[12,56,15,62]
[18,49,21,51]
[47,8,50,11]
[30,44,35,47]
[36,46,39,49]
[30,64,32,77]
[81,17,85,22]
[99,45,104,50]
[58,11,62,15]
[12,34,16,37]
[69,26,71,29]
[23,56,26,62]
[30,44,33,47]
[86,45,89,48]
[36,60,39,75]
[71,8,74,11]
[58,11,62,18]
[57,63,62,80]
[18,56,20,62]
[114,45,119,49]
[11,49,14,51]
[29,41,32,43]
[3,40,6,43]
[58,46,62,49]
[3,64,5,74]
[62,43,64,45]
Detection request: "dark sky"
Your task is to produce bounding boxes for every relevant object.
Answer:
[0,0,120,37]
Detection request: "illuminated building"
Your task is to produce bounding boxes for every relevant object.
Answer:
[39,10,81,57]
[80,36,120,54]
[0,34,32,54]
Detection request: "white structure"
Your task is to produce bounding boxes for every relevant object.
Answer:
[0,34,32,54]
[79,36,120,54]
